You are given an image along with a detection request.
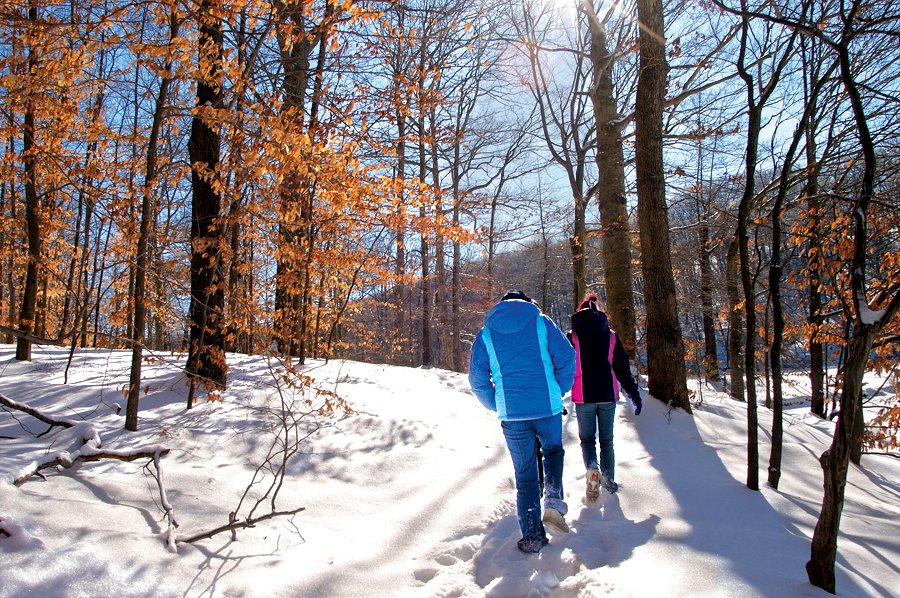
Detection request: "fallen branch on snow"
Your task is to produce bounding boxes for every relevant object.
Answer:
[178,506,306,545]
[1,392,78,433]
[144,451,179,552]
[2,393,169,488]
[15,444,170,486]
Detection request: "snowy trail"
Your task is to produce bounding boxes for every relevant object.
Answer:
[1,347,898,597]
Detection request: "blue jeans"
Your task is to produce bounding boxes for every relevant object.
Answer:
[575,402,616,481]
[501,414,567,542]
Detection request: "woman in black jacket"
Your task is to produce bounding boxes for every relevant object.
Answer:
[569,294,642,500]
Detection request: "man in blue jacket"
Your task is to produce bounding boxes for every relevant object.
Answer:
[469,290,576,554]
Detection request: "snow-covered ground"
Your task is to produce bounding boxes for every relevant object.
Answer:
[0,344,897,597]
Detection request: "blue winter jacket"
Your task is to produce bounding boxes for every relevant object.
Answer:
[468,299,576,421]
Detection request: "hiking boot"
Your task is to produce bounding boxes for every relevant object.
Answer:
[517,537,549,554]
[586,468,601,502]
[601,472,619,494]
[542,508,570,534]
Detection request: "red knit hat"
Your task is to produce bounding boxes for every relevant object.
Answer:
[578,293,599,311]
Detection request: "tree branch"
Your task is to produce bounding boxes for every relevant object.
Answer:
[178,506,306,545]
[0,392,77,430]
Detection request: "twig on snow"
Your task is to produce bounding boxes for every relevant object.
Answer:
[178,506,306,545]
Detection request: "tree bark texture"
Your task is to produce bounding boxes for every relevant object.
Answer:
[187,0,227,396]
[570,193,588,309]
[806,330,872,592]
[273,6,314,358]
[699,215,719,381]
[807,20,900,589]
[582,0,637,354]
[634,0,691,413]
[16,1,40,362]
[802,38,827,418]
[127,12,177,431]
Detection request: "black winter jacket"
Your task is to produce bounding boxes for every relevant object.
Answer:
[569,307,640,405]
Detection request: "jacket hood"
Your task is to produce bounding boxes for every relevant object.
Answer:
[485,299,540,334]
[571,307,610,334]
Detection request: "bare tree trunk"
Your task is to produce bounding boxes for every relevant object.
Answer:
[725,238,745,401]
[451,200,461,372]
[4,119,19,344]
[127,11,177,431]
[696,153,719,382]
[418,60,432,367]
[186,0,227,401]
[581,0,636,353]
[734,0,800,490]
[768,54,833,489]
[634,0,691,413]
[699,216,718,382]
[393,55,408,365]
[273,9,313,359]
[16,0,40,362]
[807,329,873,592]
[801,37,827,419]
[90,217,112,348]
[431,128,450,370]
[806,9,900,587]
[570,193,587,309]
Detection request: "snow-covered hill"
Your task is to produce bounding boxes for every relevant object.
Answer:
[1,345,897,597]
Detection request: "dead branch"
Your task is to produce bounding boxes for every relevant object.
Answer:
[0,392,77,430]
[14,446,170,486]
[178,506,306,545]
[145,451,179,552]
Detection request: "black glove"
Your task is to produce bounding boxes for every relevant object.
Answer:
[631,394,642,416]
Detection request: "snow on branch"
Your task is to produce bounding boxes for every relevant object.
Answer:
[14,444,170,486]
[145,452,179,552]
[0,392,78,431]
[1,393,168,487]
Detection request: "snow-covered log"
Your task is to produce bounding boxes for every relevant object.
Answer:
[14,444,170,486]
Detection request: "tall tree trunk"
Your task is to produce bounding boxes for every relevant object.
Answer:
[634,0,691,413]
[726,239,745,401]
[801,38,827,419]
[431,126,450,370]
[581,0,637,354]
[186,0,227,403]
[570,193,587,309]
[768,55,833,488]
[451,200,461,372]
[807,330,872,592]
[273,7,313,358]
[90,217,112,348]
[806,169,826,418]
[735,2,765,490]
[735,0,800,490]
[806,14,900,588]
[1,146,16,344]
[127,11,177,431]
[696,131,718,382]
[418,66,432,367]
[16,0,40,362]
[295,17,330,366]
[699,208,719,382]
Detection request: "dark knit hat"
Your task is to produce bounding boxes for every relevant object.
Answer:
[501,289,533,302]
